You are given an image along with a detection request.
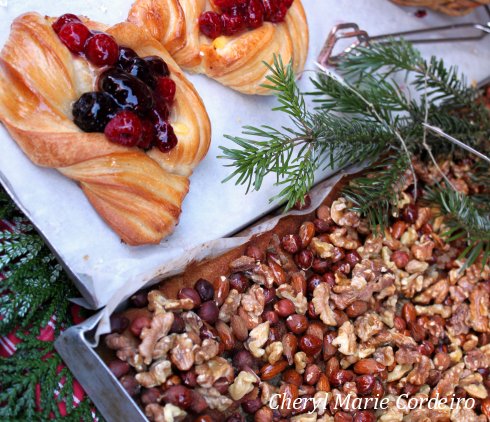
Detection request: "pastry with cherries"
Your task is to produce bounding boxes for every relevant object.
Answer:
[128,0,309,95]
[0,12,211,245]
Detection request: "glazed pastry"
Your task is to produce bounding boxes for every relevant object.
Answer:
[128,0,309,95]
[0,13,211,246]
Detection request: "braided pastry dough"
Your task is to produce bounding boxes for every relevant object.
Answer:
[128,0,309,95]
[0,13,211,246]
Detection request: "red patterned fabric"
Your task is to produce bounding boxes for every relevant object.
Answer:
[0,219,98,420]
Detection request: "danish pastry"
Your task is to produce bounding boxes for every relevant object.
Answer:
[0,12,211,246]
[128,0,309,95]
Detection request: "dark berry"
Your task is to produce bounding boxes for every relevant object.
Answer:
[153,121,178,152]
[144,56,170,78]
[123,57,156,88]
[198,11,223,39]
[104,111,142,147]
[214,0,240,8]
[150,99,170,123]
[58,22,92,54]
[85,33,119,67]
[98,68,154,116]
[138,119,155,149]
[221,12,246,36]
[155,77,176,103]
[262,0,288,22]
[72,92,118,132]
[117,46,138,69]
[247,0,265,29]
[52,14,82,34]
[194,279,215,302]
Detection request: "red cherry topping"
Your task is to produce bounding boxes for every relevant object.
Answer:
[214,0,242,9]
[153,121,178,153]
[198,11,223,39]
[247,0,265,29]
[52,14,82,34]
[58,22,92,54]
[138,119,155,150]
[104,111,142,147]
[156,77,176,104]
[221,12,246,36]
[262,0,288,23]
[85,33,119,66]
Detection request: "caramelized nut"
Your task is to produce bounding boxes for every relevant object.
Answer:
[260,360,288,380]
[178,287,201,308]
[299,221,316,248]
[229,273,250,293]
[281,234,302,254]
[231,314,248,341]
[130,316,152,337]
[286,314,308,334]
[299,334,322,356]
[283,368,303,386]
[345,300,368,318]
[108,359,130,378]
[353,359,385,375]
[391,250,410,269]
[274,299,295,317]
[304,364,321,385]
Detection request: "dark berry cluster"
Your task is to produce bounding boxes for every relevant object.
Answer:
[53,14,178,152]
[198,0,294,39]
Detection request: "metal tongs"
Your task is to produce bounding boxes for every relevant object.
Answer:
[318,5,490,67]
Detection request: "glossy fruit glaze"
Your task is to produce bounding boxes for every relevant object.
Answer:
[53,14,178,153]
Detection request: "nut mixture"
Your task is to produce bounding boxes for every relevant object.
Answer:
[104,162,490,422]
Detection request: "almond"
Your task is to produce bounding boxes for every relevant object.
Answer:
[260,360,288,380]
[353,358,385,375]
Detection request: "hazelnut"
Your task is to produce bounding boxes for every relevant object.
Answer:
[195,278,215,302]
[295,249,313,270]
[262,310,279,325]
[242,398,262,414]
[345,300,368,318]
[354,410,376,422]
[274,299,295,317]
[246,244,264,261]
[353,359,385,375]
[130,291,148,308]
[329,369,354,387]
[254,406,273,422]
[281,234,302,254]
[313,218,331,234]
[120,375,140,397]
[304,364,321,385]
[323,272,335,287]
[169,312,185,334]
[402,204,418,224]
[161,385,193,410]
[108,359,130,378]
[263,287,276,304]
[345,251,361,266]
[198,301,219,324]
[110,314,129,334]
[299,221,316,247]
[311,257,330,274]
[307,274,324,293]
[356,374,375,394]
[181,369,198,387]
[334,411,353,422]
[178,287,201,308]
[141,387,161,405]
[299,334,322,356]
[229,272,249,293]
[286,314,308,334]
[233,350,255,372]
[391,250,409,269]
[129,315,151,337]
[282,368,303,386]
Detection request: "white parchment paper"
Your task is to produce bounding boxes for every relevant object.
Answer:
[0,0,489,308]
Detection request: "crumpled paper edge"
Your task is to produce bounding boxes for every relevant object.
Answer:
[87,164,364,345]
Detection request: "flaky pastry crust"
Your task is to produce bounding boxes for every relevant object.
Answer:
[128,0,309,95]
[0,13,211,246]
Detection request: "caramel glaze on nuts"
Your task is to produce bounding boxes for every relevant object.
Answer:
[104,160,490,421]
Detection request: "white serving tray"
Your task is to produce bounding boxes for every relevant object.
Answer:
[1,0,489,308]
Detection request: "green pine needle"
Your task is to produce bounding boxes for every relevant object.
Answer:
[425,187,490,269]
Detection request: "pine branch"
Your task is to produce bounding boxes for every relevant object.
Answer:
[425,186,490,269]
[342,153,409,231]
[219,57,386,209]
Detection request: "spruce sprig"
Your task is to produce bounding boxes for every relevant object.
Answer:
[219,56,387,209]
[425,187,490,268]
